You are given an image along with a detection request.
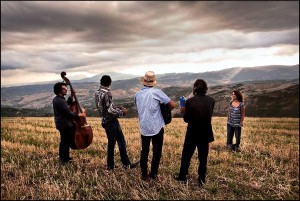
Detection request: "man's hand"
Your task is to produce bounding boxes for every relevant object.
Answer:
[122,108,128,116]
[79,112,86,118]
[180,107,186,113]
[79,108,86,117]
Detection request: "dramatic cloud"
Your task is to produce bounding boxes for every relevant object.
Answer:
[1,1,299,86]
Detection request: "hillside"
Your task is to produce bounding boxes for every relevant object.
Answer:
[1,65,298,117]
[1,79,298,118]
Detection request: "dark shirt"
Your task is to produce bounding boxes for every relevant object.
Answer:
[183,93,215,143]
[53,95,79,130]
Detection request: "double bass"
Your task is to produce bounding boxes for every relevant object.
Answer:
[61,71,93,149]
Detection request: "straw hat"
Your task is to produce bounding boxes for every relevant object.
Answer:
[141,71,157,86]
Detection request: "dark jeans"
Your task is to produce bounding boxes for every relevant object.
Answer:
[103,119,130,168]
[226,123,242,148]
[178,133,209,182]
[58,127,75,161]
[140,128,164,178]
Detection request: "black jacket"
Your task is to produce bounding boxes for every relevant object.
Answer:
[183,93,215,143]
[53,95,79,130]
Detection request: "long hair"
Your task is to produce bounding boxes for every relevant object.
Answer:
[233,90,243,102]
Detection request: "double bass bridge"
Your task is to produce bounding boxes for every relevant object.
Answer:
[81,124,91,128]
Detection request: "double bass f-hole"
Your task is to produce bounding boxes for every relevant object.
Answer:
[61,71,93,149]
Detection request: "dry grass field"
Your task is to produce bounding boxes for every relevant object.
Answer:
[1,117,299,200]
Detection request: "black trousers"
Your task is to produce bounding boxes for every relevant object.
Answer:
[140,128,164,178]
[178,134,209,182]
[58,127,75,161]
[103,119,130,168]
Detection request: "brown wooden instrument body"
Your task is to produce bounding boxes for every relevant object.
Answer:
[61,72,93,150]
[69,102,93,149]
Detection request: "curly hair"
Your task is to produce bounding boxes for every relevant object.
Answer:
[53,82,67,95]
[100,75,112,87]
[193,79,208,95]
[232,90,244,102]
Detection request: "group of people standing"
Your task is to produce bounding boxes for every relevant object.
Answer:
[52,70,245,187]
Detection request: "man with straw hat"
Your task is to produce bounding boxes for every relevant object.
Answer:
[134,71,177,181]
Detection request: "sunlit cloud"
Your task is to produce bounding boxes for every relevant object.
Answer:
[1,1,299,86]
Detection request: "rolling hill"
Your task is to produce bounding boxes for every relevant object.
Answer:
[1,65,299,117]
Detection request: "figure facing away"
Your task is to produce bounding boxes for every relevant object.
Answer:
[95,75,139,170]
[175,79,215,186]
[135,71,176,181]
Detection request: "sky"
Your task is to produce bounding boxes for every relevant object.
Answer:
[1,1,299,87]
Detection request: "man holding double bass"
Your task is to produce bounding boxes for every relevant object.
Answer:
[53,82,86,163]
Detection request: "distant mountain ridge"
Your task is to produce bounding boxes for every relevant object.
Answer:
[76,64,298,85]
[2,64,298,88]
[1,79,298,118]
[155,64,299,87]
[1,64,299,117]
[74,72,138,83]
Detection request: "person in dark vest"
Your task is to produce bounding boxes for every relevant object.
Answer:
[53,82,86,163]
[175,79,215,186]
[134,71,176,181]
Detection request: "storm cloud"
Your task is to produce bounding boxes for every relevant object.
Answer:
[1,1,299,86]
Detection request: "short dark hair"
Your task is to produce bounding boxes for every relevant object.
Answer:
[53,82,67,95]
[193,79,208,94]
[233,90,244,102]
[100,75,112,87]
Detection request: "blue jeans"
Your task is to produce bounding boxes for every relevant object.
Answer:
[226,123,242,148]
[103,119,130,168]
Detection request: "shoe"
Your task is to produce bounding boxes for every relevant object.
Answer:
[174,175,187,184]
[226,144,232,149]
[124,161,139,169]
[231,145,240,152]
[198,177,205,186]
[61,159,73,164]
[60,157,73,163]
[198,179,205,187]
[148,173,157,180]
[107,165,118,170]
[141,175,150,182]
